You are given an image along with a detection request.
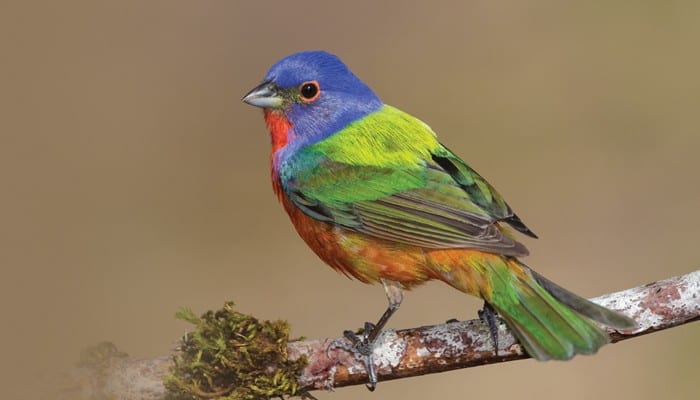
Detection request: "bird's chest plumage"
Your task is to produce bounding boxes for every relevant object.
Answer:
[266,109,439,287]
[274,177,433,287]
[264,110,294,202]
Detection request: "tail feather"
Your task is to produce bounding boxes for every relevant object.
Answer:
[482,259,636,360]
[530,269,637,330]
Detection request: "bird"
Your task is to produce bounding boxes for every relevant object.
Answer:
[242,50,636,389]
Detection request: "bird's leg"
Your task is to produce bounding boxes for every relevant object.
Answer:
[331,280,403,391]
[478,301,501,354]
[367,280,403,342]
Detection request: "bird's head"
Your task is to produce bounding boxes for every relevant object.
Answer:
[243,51,383,155]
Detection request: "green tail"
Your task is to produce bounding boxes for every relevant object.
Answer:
[487,259,637,360]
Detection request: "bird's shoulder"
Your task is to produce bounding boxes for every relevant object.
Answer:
[307,104,440,168]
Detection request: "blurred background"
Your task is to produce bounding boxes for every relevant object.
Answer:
[1,1,699,399]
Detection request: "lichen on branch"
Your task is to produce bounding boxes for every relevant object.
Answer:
[54,270,700,400]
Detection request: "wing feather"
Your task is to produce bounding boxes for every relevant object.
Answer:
[283,150,532,256]
[278,105,535,256]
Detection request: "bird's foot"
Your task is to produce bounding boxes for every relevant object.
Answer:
[478,302,501,355]
[326,322,379,391]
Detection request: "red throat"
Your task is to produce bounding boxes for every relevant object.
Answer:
[264,109,292,154]
[263,109,292,200]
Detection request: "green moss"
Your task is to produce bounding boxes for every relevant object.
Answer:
[164,302,307,400]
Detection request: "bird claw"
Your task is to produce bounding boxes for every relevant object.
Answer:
[479,302,501,354]
[343,322,376,355]
[326,322,379,391]
[325,283,403,392]
[326,336,354,360]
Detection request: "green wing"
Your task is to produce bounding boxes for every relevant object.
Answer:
[282,147,535,256]
[279,105,536,256]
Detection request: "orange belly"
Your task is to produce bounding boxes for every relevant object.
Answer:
[281,195,495,297]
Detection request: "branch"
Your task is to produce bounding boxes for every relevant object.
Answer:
[55,270,700,399]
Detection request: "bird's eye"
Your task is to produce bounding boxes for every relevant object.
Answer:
[299,81,320,102]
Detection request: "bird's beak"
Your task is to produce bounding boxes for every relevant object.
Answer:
[242,80,283,109]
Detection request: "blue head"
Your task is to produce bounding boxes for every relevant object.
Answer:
[243,51,383,150]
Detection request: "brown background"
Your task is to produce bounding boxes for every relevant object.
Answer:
[2,1,699,399]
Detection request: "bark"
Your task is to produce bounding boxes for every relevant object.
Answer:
[55,270,700,399]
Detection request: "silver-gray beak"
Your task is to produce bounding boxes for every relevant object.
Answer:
[242,81,283,108]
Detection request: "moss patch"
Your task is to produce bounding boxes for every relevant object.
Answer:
[165,302,307,399]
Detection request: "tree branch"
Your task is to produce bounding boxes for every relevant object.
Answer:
[56,270,700,399]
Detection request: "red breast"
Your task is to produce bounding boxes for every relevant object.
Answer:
[264,109,293,200]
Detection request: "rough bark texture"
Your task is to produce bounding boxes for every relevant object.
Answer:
[55,270,700,399]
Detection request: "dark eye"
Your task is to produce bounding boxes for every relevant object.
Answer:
[299,81,320,102]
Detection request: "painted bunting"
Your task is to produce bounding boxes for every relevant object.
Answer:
[243,51,636,389]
